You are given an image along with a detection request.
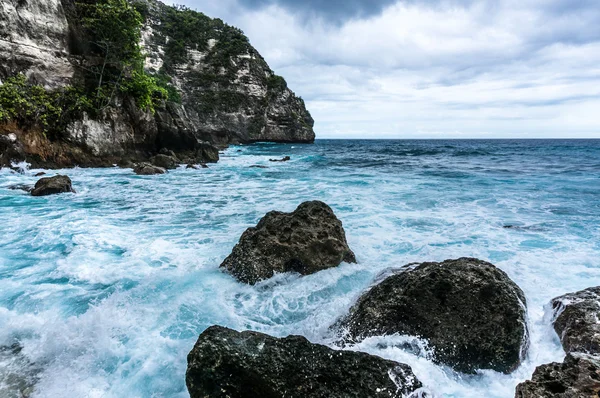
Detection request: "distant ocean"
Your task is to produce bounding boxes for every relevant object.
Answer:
[1,139,599,397]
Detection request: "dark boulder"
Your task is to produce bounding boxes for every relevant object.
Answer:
[186,325,424,398]
[515,353,600,397]
[269,156,291,162]
[336,258,528,374]
[31,175,75,196]
[150,154,179,170]
[34,172,46,177]
[186,164,199,170]
[133,163,166,175]
[551,286,600,355]
[220,201,356,284]
[197,142,219,163]
[249,165,268,169]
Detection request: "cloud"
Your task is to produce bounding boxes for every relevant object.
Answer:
[174,0,600,138]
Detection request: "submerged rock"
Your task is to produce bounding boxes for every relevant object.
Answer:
[515,353,600,397]
[133,163,166,175]
[30,175,75,196]
[220,201,356,284]
[269,156,291,162]
[186,325,424,398]
[7,184,33,192]
[0,343,40,398]
[33,172,46,177]
[249,165,268,169]
[551,286,600,355]
[336,258,528,374]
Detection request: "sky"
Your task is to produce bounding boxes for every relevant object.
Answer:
[174,0,600,138]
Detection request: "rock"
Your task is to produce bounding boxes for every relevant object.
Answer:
[186,325,424,398]
[249,165,268,169]
[150,154,179,170]
[30,175,75,196]
[200,163,209,169]
[515,353,600,398]
[551,286,600,355]
[186,164,199,170]
[7,184,33,192]
[220,201,356,284]
[269,156,291,162]
[0,343,40,398]
[196,142,219,164]
[133,163,166,175]
[336,258,528,374]
[34,172,46,177]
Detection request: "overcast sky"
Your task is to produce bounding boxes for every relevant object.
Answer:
[174,0,600,138]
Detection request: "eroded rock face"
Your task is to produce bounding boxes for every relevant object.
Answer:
[551,286,600,356]
[186,325,424,398]
[30,175,74,196]
[515,353,600,398]
[220,201,356,284]
[336,258,528,374]
[133,163,166,175]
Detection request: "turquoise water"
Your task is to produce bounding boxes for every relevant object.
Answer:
[1,139,599,397]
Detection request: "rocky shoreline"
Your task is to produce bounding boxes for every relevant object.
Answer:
[2,174,598,396]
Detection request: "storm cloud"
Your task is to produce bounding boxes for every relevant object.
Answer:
[174,0,600,138]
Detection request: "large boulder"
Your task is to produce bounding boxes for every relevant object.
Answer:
[336,258,528,374]
[196,142,219,163]
[30,175,75,196]
[551,286,600,355]
[220,201,356,284]
[515,353,600,397]
[186,325,424,398]
[133,163,166,175]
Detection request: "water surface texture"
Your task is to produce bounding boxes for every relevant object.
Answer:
[1,139,599,397]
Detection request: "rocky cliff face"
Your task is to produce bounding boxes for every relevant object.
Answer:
[0,0,314,168]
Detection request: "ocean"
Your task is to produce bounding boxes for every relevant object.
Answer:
[1,139,599,397]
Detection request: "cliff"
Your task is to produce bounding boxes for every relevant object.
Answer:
[0,0,314,168]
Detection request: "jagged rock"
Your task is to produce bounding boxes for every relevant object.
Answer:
[551,286,600,355]
[30,175,75,196]
[336,258,528,374]
[220,201,356,284]
[34,172,46,177]
[7,184,33,192]
[270,156,291,162]
[515,353,600,398]
[133,163,166,175]
[186,325,424,398]
[186,164,199,170]
[150,154,179,169]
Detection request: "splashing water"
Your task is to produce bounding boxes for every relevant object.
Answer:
[1,139,599,397]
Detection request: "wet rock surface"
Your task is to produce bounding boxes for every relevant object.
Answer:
[133,163,166,175]
[186,325,424,398]
[220,201,356,284]
[336,258,528,374]
[515,353,600,398]
[150,154,179,170]
[30,175,74,196]
[551,286,600,355]
[269,156,291,162]
[7,184,33,192]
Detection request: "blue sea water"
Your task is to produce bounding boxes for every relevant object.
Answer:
[0,139,599,397]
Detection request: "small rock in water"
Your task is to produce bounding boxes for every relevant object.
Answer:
[551,286,600,355]
[186,164,199,170]
[33,172,46,177]
[186,325,424,398]
[133,163,166,175]
[249,165,268,169]
[515,353,600,397]
[31,175,75,196]
[220,201,356,284]
[335,257,528,374]
[7,184,33,192]
[269,156,291,162]
[200,163,209,169]
[150,154,179,170]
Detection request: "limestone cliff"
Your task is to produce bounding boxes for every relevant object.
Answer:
[0,0,315,168]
